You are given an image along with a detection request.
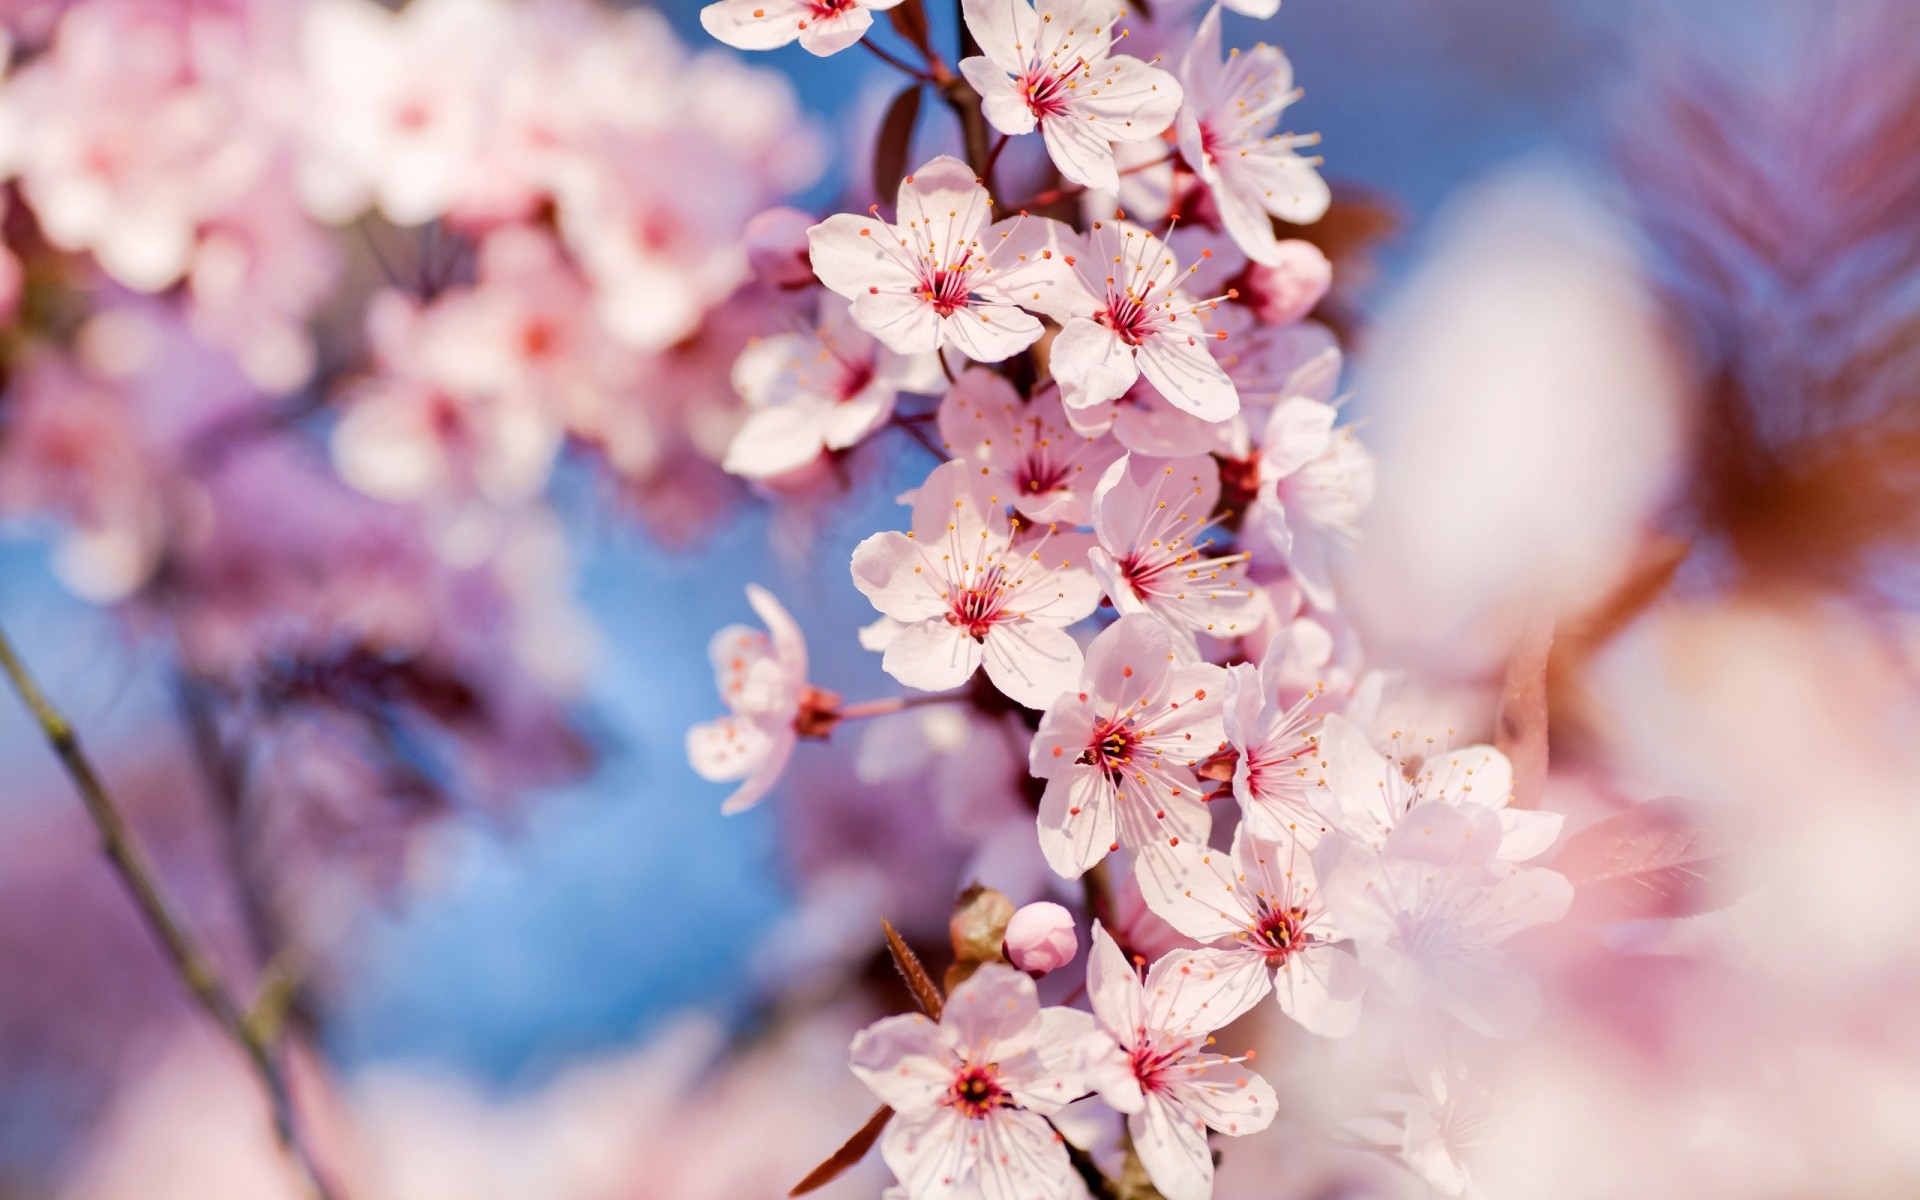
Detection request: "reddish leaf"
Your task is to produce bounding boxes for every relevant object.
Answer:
[789,1104,893,1196]
[1494,619,1554,809]
[884,0,933,62]
[883,918,944,1020]
[873,84,923,202]
[1552,797,1735,922]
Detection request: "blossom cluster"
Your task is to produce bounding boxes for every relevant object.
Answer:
[684,2,1576,1195]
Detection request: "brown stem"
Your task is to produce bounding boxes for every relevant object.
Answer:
[0,623,343,1200]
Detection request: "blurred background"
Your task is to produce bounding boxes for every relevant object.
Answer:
[2,0,1918,1196]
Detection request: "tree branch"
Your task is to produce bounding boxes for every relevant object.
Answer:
[0,622,342,1200]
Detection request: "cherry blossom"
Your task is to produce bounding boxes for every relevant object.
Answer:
[851,459,1101,708]
[1085,924,1278,1200]
[701,0,904,57]
[1239,240,1333,327]
[686,585,822,814]
[1315,803,1572,1038]
[1175,6,1330,266]
[808,155,1074,363]
[1221,653,1326,846]
[1151,826,1366,1038]
[1028,614,1226,899]
[937,371,1123,525]
[958,0,1182,192]
[1372,1030,1502,1197]
[1309,714,1562,860]
[1089,454,1256,662]
[1252,393,1375,610]
[848,964,1125,1200]
[1049,219,1241,421]
[725,294,942,479]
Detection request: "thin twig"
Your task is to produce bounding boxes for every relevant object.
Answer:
[860,36,935,82]
[0,623,342,1200]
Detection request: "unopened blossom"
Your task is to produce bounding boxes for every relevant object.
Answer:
[725,294,942,479]
[1252,393,1375,610]
[848,964,1126,1200]
[1175,6,1330,266]
[809,155,1074,363]
[1049,219,1241,421]
[701,0,903,56]
[1085,924,1278,1200]
[851,459,1101,708]
[937,371,1122,525]
[1309,714,1562,861]
[1089,454,1255,662]
[1004,901,1079,975]
[1152,826,1366,1037]
[1222,653,1327,845]
[744,206,821,288]
[1239,240,1333,326]
[957,0,1182,192]
[1316,803,1572,1038]
[686,585,825,814]
[1028,614,1226,900]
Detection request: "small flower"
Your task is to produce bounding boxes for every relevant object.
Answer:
[808,155,1076,363]
[724,293,942,479]
[1222,654,1326,846]
[1004,901,1080,975]
[851,459,1101,708]
[1175,6,1330,266]
[1308,714,1563,861]
[1089,454,1254,663]
[701,0,905,57]
[1028,614,1226,901]
[1152,826,1367,1038]
[958,0,1182,192]
[937,370,1123,525]
[1315,803,1573,1038]
[686,585,827,813]
[1048,220,1241,422]
[1085,924,1278,1200]
[1252,394,1375,610]
[849,964,1127,1200]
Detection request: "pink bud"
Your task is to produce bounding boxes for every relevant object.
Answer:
[1244,239,1332,326]
[744,207,818,289]
[1003,902,1078,976]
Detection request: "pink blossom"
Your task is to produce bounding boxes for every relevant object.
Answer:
[1308,714,1562,861]
[1151,826,1367,1038]
[1315,804,1572,1038]
[851,459,1101,708]
[724,293,942,479]
[744,206,821,288]
[1047,219,1241,421]
[701,0,905,57]
[957,0,1182,192]
[848,964,1125,1200]
[1221,654,1326,846]
[1084,923,1278,1200]
[1004,901,1079,975]
[1027,614,1225,900]
[1088,454,1255,662]
[936,370,1123,525]
[686,585,813,814]
[1239,240,1333,326]
[1175,6,1329,266]
[808,155,1075,363]
[1251,394,1374,610]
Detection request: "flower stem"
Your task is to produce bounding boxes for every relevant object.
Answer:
[860,36,935,83]
[836,692,969,721]
[0,622,343,1200]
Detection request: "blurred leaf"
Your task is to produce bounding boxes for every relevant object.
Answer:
[1552,797,1736,922]
[1494,619,1553,809]
[885,0,933,62]
[874,84,923,201]
[883,918,944,1020]
[789,1105,893,1196]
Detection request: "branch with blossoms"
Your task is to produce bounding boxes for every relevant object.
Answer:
[681,0,1593,1197]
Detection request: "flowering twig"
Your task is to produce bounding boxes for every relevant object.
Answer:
[0,622,343,1200]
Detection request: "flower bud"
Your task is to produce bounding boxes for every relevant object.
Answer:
[744,207,817,289]
[1003,902,1078,977]
[949,886,1016,966]
[1244,240,1332,326]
